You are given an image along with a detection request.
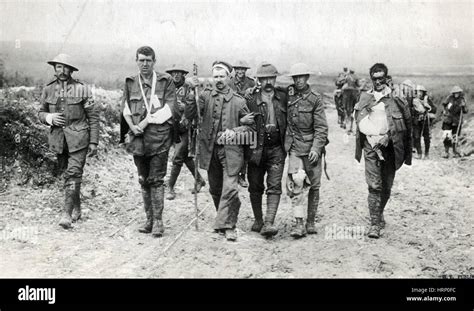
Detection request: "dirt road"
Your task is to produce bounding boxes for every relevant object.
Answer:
[1,108,472,278]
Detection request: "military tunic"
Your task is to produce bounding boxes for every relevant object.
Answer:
[185,85,251,230]
[39,77,99,185]
[120,71,178,186]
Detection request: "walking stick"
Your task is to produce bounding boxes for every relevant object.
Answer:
[454,109,463,153]
[193,63,201,231]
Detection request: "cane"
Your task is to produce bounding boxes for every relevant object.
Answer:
[193,63,201,230]
[454,109,463,153]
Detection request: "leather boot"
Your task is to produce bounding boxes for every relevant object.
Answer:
[306,189,319,234]
[138,186,153,233]
[261,194,280,237]
[185,159,206,194]
[59,184,75,229]
[166,165,181,200]
[290,218,306,238]
[453,145,461,158]
[249,193,264,232]
[151,185,165,237]
[442,146,450,159]
[71,182,82,222]
[367,191,381,238]
[424,141,430,159]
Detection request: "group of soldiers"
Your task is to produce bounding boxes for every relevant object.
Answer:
[334,68,468,160]
[38,46,467,242]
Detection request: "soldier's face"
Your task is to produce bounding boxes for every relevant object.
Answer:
[235,68,246,79]
[292,75,309,91]
[170,71,185,83]
[213,68,230,90]
[453,92,460,98]
[258,77,276,92]
[54,64,71,81]
[417,91,425,99]
[371,71,386,92]
[136,54,155,76]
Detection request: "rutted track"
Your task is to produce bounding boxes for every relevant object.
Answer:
[0,109,472,278]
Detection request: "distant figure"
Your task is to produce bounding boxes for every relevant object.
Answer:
[164,64,205,200]
[441,86,468,158]
[230,60,256,188]
[38,54,99,229]
[342,69,360,133]
[354,63,412,238]
[334,67,348,128]
[412,85,436,159]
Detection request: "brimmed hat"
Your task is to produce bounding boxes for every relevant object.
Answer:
[47,54,78,71]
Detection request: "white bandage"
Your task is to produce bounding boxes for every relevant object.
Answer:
[45,113,54,125]
[212,64,230,75]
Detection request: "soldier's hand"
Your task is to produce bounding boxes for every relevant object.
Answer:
[51,113,66,126]
[308,151,319,164]
[240,112,255,125]
[190,77,200,88]
[87,143,98,157]
[377,134,390,148]
[131,125,144,136]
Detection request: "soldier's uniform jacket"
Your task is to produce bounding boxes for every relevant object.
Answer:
[245,87,287,166]
[119,71,179,156]
[354,90,412,170]
[185,87,251,176]
[39,77,99,154]
[229,76,256,96]
[284,85,328,157]
[175,81,195,133]
[442,95,468,126]
[412,96,436,125]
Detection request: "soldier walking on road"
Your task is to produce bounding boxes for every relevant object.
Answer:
[185,61,253,241]
[164,64,205,200]
[354,63,412,238]
[120,46,179,237]
[412,85,436,159]
[342,69,360,133]
[284,63,329,238]
[334,67,348,128]
[441,86,468,158]
[243,62,287,238]
[230,60,256,188]
[39,54,99,229]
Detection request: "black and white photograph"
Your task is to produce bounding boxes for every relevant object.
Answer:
[0,0,472,305]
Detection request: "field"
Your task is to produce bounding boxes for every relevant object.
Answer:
[0,74,472,278]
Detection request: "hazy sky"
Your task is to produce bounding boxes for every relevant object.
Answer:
[1,0,473,73]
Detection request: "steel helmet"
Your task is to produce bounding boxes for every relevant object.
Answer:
[233,60,250,69]
[451,85,463,94]
[416,85,427,92]
[288,63,312,77]
[255,62,279,78]
[47,54,79,72]
[401,79,415,89]
[165,64,189,74]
